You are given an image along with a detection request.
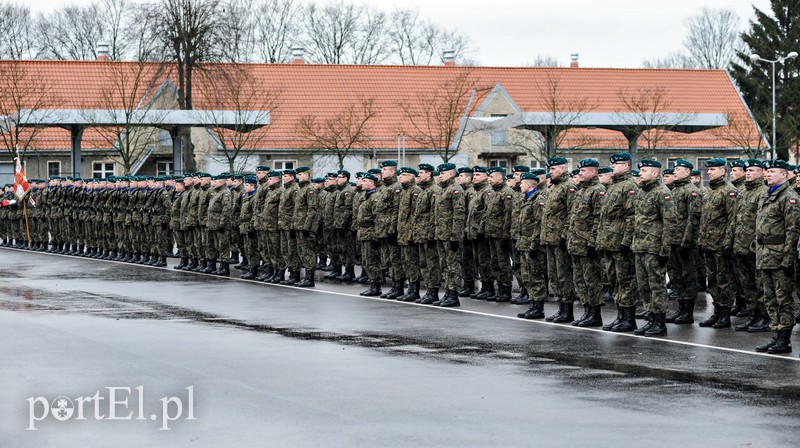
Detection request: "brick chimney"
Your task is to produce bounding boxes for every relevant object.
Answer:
[570,53,579,68]
[443,49,456,66]
[291,46,306,64]
[97,42,110,61]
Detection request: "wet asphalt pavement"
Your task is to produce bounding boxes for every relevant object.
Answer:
[1,247,799,447]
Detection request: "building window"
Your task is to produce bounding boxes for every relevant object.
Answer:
[47,161,60,178]
[491,130,507,146]
[272,160,296,170]
[157,161,173,176]
[529,160,544,169]
[488,159,509,169]
[92,162,115,179]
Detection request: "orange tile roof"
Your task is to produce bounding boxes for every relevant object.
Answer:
[0,60,763,152]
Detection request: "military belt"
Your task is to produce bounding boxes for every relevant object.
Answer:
[757,236,785,245]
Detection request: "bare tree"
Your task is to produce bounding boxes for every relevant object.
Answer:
[252,0,301,63]
[388,8,472,65]
[36,3,106,60]
[99,0,132,61]
[83,61,168,174]
[0,2,40,59]
[216,0,258,63]
[642,51,697,69]
[0,61,61,159]
[535,72,598,159]
[526,55,561,67]
[711,110,768,158]
[296,98,377,170]
[301,1,390,64]
[684,7,743,70]
[616,87,696,159]
[124,1,164,61]
[198,67,280,172]
[399,70,487,162]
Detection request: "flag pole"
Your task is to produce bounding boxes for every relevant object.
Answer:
[23,197,32,249]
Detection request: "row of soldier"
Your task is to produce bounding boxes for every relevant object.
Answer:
[1,153,798,354]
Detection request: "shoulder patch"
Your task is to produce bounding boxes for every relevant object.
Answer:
[506,195,512,199]
[628,190,636,195]
[569,188,576,193]
[598,192,605,197]
[791,199,797,205]
[691,192,698,197]
[729,192,736,197]
[309,191,315,194]
[453,190,460,195]
[538,202,545,207]
[395,189,402,194]
[664,196,671,201]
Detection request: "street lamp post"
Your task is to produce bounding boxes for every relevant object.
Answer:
[749,51,798,160]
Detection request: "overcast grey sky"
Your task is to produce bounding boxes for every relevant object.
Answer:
[25,0,772,67]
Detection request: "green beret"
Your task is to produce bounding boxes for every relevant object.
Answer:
[282,169,297,175]
[546,173,552,179]
[213,175,227,180]
[472,166,488,173]
[637,159,662,169]
[399,166,419,176]
[547,156,568,167]
[368,168,382,175]
[577,158,600,169]
[438,162,456,172]
[244,176,258,184]
[487,166,506,174]
[704,158,726,168]
[610,152,632,163]
[175,177,184,183]
[295,166,310,173]
[767,159,792,170]
[730,159,746,168]
[691,169,701,176]
[418,163,435,172]
[363,173,379,183]
[674,159,694,170]
[512,165,530,173]
[520,172,539,181]
[598,166,613,174]
[231,174,244,180]
[200,172,212,178]
[663,168,674,175]
[379,160,398,168]
[337,170,351,178]
[326,172,338,178]
[743,159,764,169]
[267,171,281,178]
[355,172,366,179]
[256,165,270,172]
[506,174,515,180]
[456,167,473,175]
[312,177,325,183]
[632,170,640,177]
[531,168,547,176]
[433,170,440,176]
[793,165,800,174]
[570,169,581,176]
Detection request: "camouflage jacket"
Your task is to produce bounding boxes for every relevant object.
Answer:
[665,178,701,248]
[727,179,767,255]
[413,180,439,243]
[632,177,672,257]
[567,176,605,256]
[293,180,319,232]
[260,183,281,232]
[239,190,257,234]
[206,185,232,231]
[374,175,402,238]
[355,188,379,242]
[596,172,637,251]
[170,190,183,231]
[484,183,514,239]
[515,189,538,251]
[397,181,421,245]
[435,177,465,242]
[465,180,489,240]
[755,182,799,269]
[278,180,298,231]
[332,183,354,230]
[540,172,575,246]
[698,177,737,252]
[196,184,213,228]
[253,178,269,231]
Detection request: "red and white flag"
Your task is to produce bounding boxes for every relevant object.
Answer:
[13,156,30,201]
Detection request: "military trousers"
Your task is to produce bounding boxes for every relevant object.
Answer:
[545,244,574,302]
[437,240,463,291]
[704,250,735,307]
[462,239,477,284]
[297,231,317,270]
[381,240,403,280]
[667,245,698,300]
[572,254,603,306]
[340,229,356,268]
[696,248,707,290]
[257,230,269,267]
[210,228,231,262]
[280,230,300,270]
[522,249,548,302]
[266,230,281,268]
[400,244,420,283]
[173,227,187,257]
[419,240,442,290]
[489,238,513,287]
[733,253,760,311]
[360,240,382,283]
[511,248,524,288]
[758,268,795,331]
[635,252,668,314]
[242,231,259,267]
[603,250,636,308]
[474,239,493,284]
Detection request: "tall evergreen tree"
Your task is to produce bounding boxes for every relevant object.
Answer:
[730,0,800,161]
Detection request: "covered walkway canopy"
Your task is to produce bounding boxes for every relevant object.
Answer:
[2,108,270,176]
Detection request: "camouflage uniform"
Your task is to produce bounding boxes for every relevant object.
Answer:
[596,171,638,308]
[485,182,515,299]
[294,178,319,279]
[467,178,492,297]
[397,178,422,286]
[356,186,382,285]
[698,177,737,310]
[262,177,283,277]
[665,177,701,321]
[541,172,576,310]
[239,186,259,277]
[434,175,466,296]
[375,175,403,283]
[516,184,548,302]
[278,178,300,279]
[632,176,672,321]
[727,178,767,315]
[414,178,441,297]
[568,174,605,314]
[206,183,232,265]
[332,181,356,278]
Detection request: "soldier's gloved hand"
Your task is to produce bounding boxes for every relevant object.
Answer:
[449,240,460,251]
[619,244,631,256]
[387,233,397,244]
[501,239,511,252]
[558,238,567,250]
[427,240,436,249]
[371,239,380,249]
[658,255,669,267]
[723,246,734,260]
[748,250,756,262]
[586,246,598,259]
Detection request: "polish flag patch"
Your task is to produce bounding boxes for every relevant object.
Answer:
[599,192,605,197]
[791,199,797,205]
[665,196,671,201]
[691,193,698,197]
[729,192,736,197]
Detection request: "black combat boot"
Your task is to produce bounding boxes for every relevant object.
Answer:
[510,287,531,305]
[522,301,545,320]
[399,282,420,302]
[381,280,399,299]
[438,290,461,307]
[602,284,614,303]
[665,299,686,324]
[572,304,592,326]
[282,270,301,285]
[354,271,369,284]
[230,252,239,266]
[553,302,574,323]
[259,266,275,282]
[579,305,603,327]
[202,260,216,274]
[153,256,167,267]
[603,307,624,331]
[295,270,315,287]
[418,288,439,305]
[698,303,720,327]
[735,308,760,331]
[634,313,655,336]
[184,258,198,271]
[755,331,780,352]
[325,265,342,280]
[193,259,207,272]
[360,282,382,297]
[147,254,159,265]
[611,306,638,333]
[712,306,732,329]
[475,282,495,300]
[338,266,356,282]
[174,258,188,270]
[241,266,257,279]
[255,266,270,281]
[674,299,696,324]
[767,329,792,354]
[458,281,475,298]
[271,269,286,284]
[635,309,651,320]
[546,302,566,322]
[644,313,667,337]
[234,256,248,270]
[747,309,771,333]
[385,279,405,300]
[212,262,228,276]
[494,285,512,303]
